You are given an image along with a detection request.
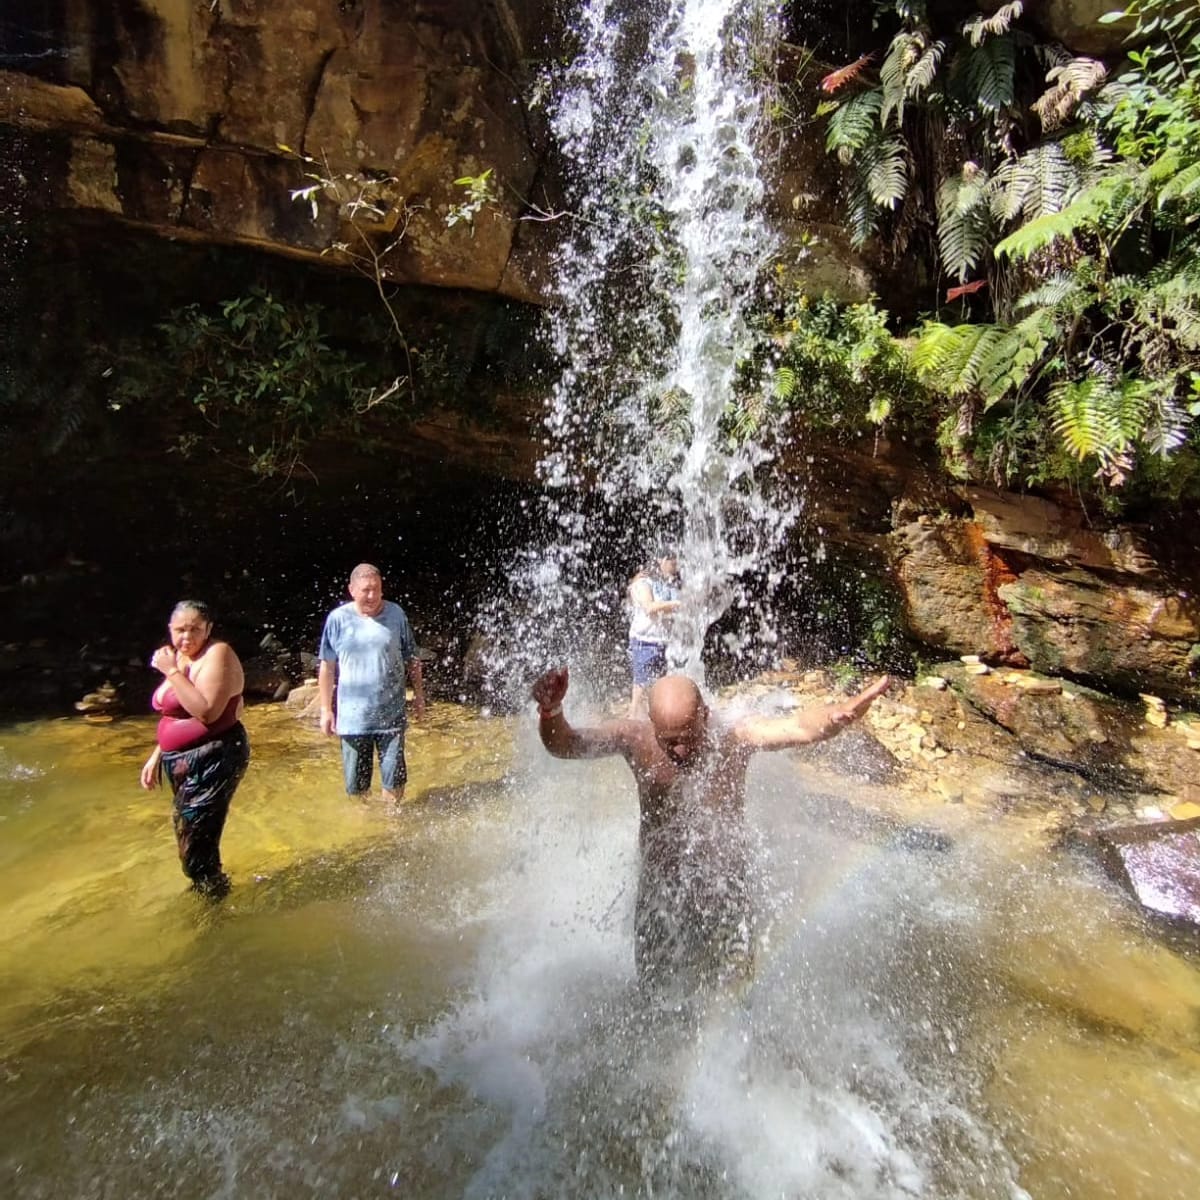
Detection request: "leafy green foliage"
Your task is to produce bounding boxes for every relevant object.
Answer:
[742,292,931,441]
[109,287,400,482]
[813,0,1200,501]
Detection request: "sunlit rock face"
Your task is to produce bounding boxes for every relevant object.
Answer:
[890,484,1200,703]
[1,0,559,302]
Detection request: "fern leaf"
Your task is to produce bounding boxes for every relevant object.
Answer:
[1140,386,1191,458]
[772,365,797,400]
[906,41,945,98]
[992,142,1081,225]
[1015,273,1084,312]
[937,170,993,281]
[867,137,908,209]
[1051,378,1123,461]
[912,322,1006,395]
[978,308,1059,402]
[995,169,1131,259]
[880,33,917,129]
[1033,57,1107,131]
[963,1,1024,46]
[1158,160,1200,207]
[957,37,1016,114]
[826,90,884,162]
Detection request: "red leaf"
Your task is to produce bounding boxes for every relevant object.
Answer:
[820,53,876,94]
[945,279,988,302]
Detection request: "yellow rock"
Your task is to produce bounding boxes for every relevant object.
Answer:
[1145,709,1169,729]
[1016,677,1062,694]
[965,662,991,675]
[1168,801,1200,820]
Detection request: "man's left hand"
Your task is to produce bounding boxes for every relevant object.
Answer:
[829,675,892,726]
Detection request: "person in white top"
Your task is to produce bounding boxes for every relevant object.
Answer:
[626,550,681,718]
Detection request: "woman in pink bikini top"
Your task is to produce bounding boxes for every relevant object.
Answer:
[152,678,241,752]
[139,600,250,897]
[140,599,246,769]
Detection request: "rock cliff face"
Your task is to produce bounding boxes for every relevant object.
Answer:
[794,441,1199,703]
[2,1,889,307]
[2,0,559,301]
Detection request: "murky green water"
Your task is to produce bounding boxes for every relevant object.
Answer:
[1,703,1198,1198]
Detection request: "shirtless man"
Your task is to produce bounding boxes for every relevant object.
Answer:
[532,667,890,990]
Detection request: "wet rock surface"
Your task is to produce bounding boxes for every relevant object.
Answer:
[1066,818,1200,928]
[724,661,1200,936]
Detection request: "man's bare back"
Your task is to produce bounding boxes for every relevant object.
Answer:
[531,668,890,988]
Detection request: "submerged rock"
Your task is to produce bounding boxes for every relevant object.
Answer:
[1070,818,1200,929]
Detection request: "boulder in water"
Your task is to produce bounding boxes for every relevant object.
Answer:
[1072,817,1200,929]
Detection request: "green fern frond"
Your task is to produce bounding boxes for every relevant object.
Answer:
[826,90,884,163]
[1015,273,1085,312]
[995,169,1134,259]
[906,40,945,98]
[1049,375,1161,466]
[880,33,919,129]
[1158,159,1200,207]
[992,142,1082,225]
[957,37,1016,113]
[1050,378,1127,461]
[867,394,893,424]
[1140,387,1191,457]
[912,322,1006,395]
[866,137,909,209]
[772,365,797,400]
[879,32,944,128]
[977,308,1060,403]
[937,171,993,280]
[963,0,1024,47]
[1134,271,1200,352]
[846,175,882,247]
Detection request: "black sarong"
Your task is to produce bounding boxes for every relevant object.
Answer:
[160,723,250,897]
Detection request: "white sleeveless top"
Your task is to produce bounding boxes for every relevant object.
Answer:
[628,577,678,645]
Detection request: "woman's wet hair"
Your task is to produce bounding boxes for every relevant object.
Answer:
[170,600,213,625]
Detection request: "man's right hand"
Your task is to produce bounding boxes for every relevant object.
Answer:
[531,667,568,712]
[319,707,337,736]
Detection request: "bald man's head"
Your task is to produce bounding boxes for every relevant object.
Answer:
[647,674,709,766]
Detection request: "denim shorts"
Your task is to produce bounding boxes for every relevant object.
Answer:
[629,638,668,687]
[340,730,407,794]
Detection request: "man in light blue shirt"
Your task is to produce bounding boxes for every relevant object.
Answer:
[318,563,426,803]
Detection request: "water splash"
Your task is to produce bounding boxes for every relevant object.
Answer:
[487,0,795,698]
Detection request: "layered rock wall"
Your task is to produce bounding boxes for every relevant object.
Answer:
[2,0,558,301]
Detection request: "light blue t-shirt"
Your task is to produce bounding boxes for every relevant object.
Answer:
[318,600,416,735]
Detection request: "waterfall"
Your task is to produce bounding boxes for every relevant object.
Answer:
[489,0,794,698]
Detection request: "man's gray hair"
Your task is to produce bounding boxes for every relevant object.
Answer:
[350,563,382,583]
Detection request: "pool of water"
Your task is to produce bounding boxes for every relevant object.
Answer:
[1,702,1198,1198]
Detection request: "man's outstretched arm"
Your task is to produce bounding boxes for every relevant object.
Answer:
[733,675,891,752]
[532,666,640,760]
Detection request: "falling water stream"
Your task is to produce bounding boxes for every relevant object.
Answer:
[3,2,1200,1198]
